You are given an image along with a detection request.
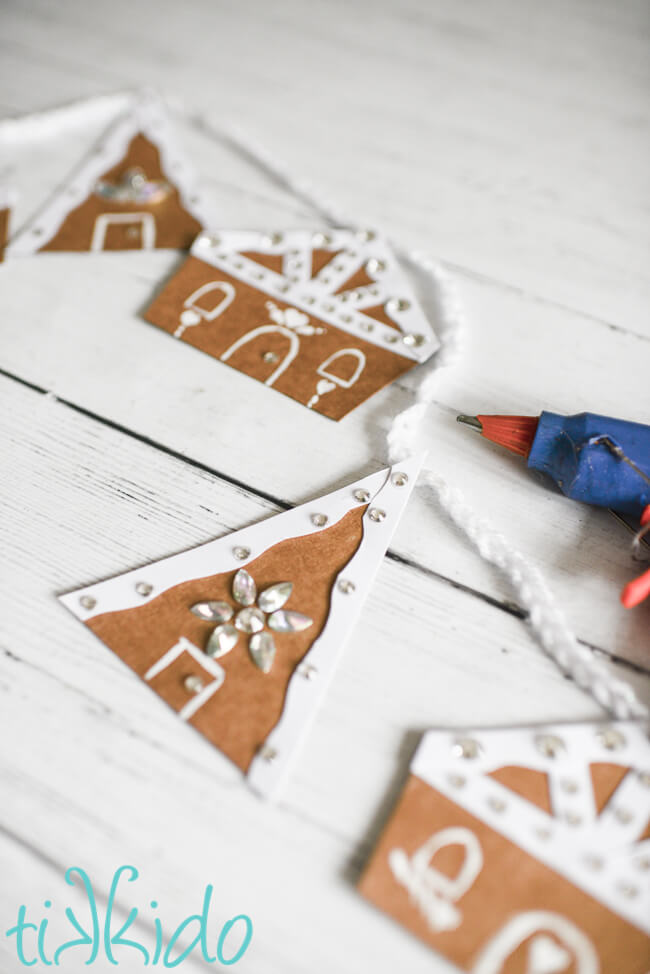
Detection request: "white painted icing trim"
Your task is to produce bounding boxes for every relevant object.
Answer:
[4,91,216,258]
[247,454,424,798]
[60,465,396,620]
[410,722,650,933]
[191,230,439,364]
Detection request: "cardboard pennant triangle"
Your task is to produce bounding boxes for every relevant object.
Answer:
[4,92,211,257]
[143,229,440,420]
[60,457,422,798]
[359,721,650,972]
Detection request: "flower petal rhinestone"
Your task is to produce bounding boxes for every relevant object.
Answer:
[183,675,204,694]
[235,607,265,634]
[233,568,256,606]
[311,513,328,527]
[267,610,313,633]
[596,727,627,750]
[368,508,387,522]
[258,582,293,613]
[452,738,482,759]
[80,595,96,610]
[206,623,239,658]
[535,734,566,758]
[391,472,409,487]
[249,632,276,674]
[233,546,250,561]
[191,601,233,623]
[353,489,370,503]
[135,581,153,597]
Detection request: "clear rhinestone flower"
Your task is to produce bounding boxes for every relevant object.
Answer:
[190,569,314,674]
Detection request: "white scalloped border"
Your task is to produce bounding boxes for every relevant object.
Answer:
[4,91,216,258]
[410,722,650,933]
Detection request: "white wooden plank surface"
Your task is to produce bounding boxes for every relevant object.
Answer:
[1,1,648,971]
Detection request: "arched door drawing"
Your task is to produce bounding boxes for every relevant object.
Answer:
[175,281,236,337]
[307,348,367,408]
[220,325,300,387]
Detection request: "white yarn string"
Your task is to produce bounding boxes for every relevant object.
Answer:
[210,119,648,720]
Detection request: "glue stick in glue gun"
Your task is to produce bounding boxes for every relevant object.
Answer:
[456,411,650,606]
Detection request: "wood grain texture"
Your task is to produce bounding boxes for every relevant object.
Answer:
[1,2,649,971]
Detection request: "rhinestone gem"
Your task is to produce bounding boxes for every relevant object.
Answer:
[311,513,328,527]
[402,333,426,347]
[233,568,256,606]
[233,546,250,561]
[560,778,578,794]
[386,297,411,313]
[260,745,277,762]
[391,472,409,487]
[359,321,375,332]
[340,314,352,323]
[249,632,276,674]
[191,601,233,623]
[298,662,318,680]
[263,351,279,363]
[338,579,356,594]
[384,333,398,343]
[135,581,153,597]
[618,882,638,899]
[126,226,140,240]
[368,508,387,522]
[267,609,313,633]
[258,582,293,613]
[183,675,204,694]
[615,807,633,824]
[452,737,482,759]
[322,303,335,312]
[80,595,96,610]
[636,857,650,871]
[638,771,650,787]
[312,232,332,246]
[206,623,239,658]
[535,734,565,758]
[357,229,376,242]
[254,271,265,280]
[235,607,265,634]
[565,812,582,826]
[366,257,386,274]
[488,796,506,812]
[584,855,603,871]
[263,232,283,246]
[535,827,552,841]
[202,233,220,247]
[596,727,627,750]
[448,774,466,788]
[353,489,371,503]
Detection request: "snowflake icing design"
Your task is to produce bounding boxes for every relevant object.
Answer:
[190,569,313,674]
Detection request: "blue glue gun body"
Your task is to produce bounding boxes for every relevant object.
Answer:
[528,412,650,516]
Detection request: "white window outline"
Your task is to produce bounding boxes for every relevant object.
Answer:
[90,212,156,251]
[220,325,300,387]
[144,636,225,721]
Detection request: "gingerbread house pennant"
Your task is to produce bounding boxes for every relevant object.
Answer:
[359,721,650,973]
[144,229,440,420]
[4,92,212,257]
[59,456,423,798]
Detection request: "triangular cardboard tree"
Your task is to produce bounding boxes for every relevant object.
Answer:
[60,458,422,798]
[144,229,441,420]
[3,92,211,257]
[359,721,650,972]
